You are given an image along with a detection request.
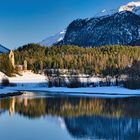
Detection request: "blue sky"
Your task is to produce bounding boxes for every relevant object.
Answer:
[0,0,137,49]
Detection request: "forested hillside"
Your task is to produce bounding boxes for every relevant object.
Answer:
[14,44,140,76]
[1,44,140,88]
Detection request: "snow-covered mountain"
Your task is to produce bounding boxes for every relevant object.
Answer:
[40,1,140,47]
[96,1,140,17]
[94,9,117,18]
[58,11,140,47]
[119,1,140,14]
[0,44,10,54]
[39,30,66,47]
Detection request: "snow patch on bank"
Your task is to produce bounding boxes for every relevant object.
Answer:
[0,71,47,84]
[0,71,47,95]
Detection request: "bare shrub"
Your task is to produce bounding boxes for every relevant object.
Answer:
[1,78,10,86]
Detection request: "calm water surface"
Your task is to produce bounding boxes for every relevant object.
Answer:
[0,92,140,140]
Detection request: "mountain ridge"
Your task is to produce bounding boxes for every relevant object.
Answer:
[39,30,66,47]
[58,11,140,47]
[0,44,10,54]
[40,1,140,47]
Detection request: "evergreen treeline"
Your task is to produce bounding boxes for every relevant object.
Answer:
[1,43,140,88]
[0,54,14,76]
[14,44,140,76]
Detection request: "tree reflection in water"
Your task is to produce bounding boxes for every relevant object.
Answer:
[0,93,140,139]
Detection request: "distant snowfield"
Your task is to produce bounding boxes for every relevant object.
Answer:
[0,71,140,98]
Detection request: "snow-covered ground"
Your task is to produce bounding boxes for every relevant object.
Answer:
[0,71,47,84]
[10,71,47,83]
[0,71,140,98]
[0,71,47,95]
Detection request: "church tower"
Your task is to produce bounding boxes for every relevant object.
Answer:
[9,50,15,68]
[24,60,27,71]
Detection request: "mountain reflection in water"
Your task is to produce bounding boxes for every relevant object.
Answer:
[0,92,140,140]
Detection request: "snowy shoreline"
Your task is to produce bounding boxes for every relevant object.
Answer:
[0,71,140,98]
[1,86,140,98]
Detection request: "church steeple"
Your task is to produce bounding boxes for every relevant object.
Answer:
[9,50,15,68]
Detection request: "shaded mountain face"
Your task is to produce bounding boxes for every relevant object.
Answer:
[0,44,10,54]
[40,1,140,47]
[59,11,140,47]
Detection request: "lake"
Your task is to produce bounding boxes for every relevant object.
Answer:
[0,92,140,140]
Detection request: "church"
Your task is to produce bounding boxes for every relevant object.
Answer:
[9,50,28,72]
